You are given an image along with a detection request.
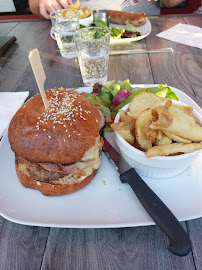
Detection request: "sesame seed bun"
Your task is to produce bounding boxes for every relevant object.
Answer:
[8,88,102,196]
[8,88,101,164]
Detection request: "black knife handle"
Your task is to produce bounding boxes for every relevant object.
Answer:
[0,36,17,58]
[120,168,191,257]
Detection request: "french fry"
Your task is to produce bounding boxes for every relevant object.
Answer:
[67,0,92,19]
[111,122,135,144]
[146,143,202,157]
[64,9,77,17]
[173,105,193,115]
[82,7,91,17]
[153,133,172,146]
[151,106,202,142]
[128,92,164,119]
[145,116,156,143]
[67,0,80,10]
[163,131,192,144]
[135,109,153,150]
[151,106,173,129]
[79,9,85,19]
[113,92,202,157]
[119,110,135,126]
[115,129,135,145]
[156,129,163,141]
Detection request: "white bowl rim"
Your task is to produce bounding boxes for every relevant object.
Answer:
[79,13,93,22]
[114,99,202,160]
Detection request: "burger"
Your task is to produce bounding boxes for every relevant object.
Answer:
[8,88,103,196]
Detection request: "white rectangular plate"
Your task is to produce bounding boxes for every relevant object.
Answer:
[0,85,202,228]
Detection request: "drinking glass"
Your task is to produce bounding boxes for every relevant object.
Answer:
[50,9,79,58]
[74,27,111,86]
[93,10,110,26]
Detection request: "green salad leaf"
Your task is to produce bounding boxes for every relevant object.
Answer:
[99,91,113,108]
[117,79,134,91]
[125,21,141,33]
[84,80,179,120]
[84,94,112,122]
[90,18,108,28]
[85,18,141,40]
[110,27,125,39]
[113,84,179,112]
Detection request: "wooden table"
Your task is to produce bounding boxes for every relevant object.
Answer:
[1,15,202,270]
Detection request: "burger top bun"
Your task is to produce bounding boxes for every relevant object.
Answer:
[8,88,101,164]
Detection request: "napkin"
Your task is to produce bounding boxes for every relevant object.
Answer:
[0,92,29,138]
[156,23,202,50]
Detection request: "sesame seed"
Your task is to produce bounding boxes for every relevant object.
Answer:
[34,89,89,131]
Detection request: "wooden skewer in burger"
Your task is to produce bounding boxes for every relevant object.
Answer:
[8,49,103,196]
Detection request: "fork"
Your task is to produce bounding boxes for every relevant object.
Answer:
[120,0,140,11]
[120,0,158,11]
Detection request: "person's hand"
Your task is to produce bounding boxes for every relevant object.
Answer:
[131,0,158,4]
[39,0,73,19]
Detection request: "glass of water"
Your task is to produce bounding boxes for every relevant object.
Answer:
[50,9,79,58]
[74,27,111,86]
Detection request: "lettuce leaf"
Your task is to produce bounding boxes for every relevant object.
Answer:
[110,27,125,39]
[118,79,133,91]
[90,18,108,28]
[113,84,179,112]
[85,81,179,120]
[99,91,113,108]
[84,94,111,122]
[125,21,141,33]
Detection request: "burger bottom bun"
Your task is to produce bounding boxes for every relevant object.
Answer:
[15,156,98,197]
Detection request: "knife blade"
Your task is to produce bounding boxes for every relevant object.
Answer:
[109,47,174,55]
[102,137,191,257]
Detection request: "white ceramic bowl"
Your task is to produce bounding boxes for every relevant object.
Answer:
[79,13,93,27]
[114,100,202,178]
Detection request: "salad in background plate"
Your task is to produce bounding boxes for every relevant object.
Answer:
[81,18,142,39]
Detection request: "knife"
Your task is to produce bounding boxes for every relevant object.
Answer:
[109,47,174,55]
[102,137,191,257]
[0,36,17,58]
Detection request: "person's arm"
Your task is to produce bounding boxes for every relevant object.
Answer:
[161,0,186,8]
[29,0,72,19]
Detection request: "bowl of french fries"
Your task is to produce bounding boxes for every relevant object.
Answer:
[111,92,202,178]
[67,0,93,26]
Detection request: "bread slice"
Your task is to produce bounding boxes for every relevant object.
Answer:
[108,10,146,26]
